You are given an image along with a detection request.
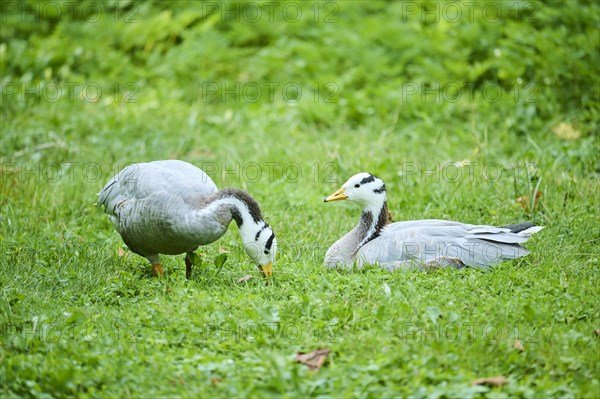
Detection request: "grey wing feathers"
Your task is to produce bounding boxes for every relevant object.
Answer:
[357,219,543,269]
[97,160,219,223]
[501,222,539,233]
[465,232,530,244]
[97,165,135,215]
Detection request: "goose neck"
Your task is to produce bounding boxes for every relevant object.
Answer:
[356,201,389,250]
[207,188,264,235]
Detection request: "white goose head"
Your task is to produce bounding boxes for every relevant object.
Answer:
[219,188,277,277]
[324,172,387,209]
[240,221,277,277]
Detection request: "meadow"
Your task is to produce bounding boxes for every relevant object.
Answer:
[1,1,599,397]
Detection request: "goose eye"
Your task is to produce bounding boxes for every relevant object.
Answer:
[354,184,360,188]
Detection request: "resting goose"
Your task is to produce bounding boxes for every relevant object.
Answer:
[97,160,276,278]
[323,172,543,271]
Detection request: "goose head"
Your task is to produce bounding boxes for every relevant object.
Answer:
[217,188,277,277]
[324,172,387,208]
[240,222,277,277]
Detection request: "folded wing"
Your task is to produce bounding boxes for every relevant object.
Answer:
[357,219,543,268]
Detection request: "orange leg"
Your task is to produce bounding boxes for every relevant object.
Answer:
[152,263,164,277]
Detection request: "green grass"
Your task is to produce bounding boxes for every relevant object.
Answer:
[1,1,599,397]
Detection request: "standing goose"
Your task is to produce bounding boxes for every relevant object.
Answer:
[97,160,276,278]
[323,172,543,271]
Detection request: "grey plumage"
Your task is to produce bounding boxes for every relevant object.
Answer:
[98,160,221,259]
[355,219,541,270]
[324,172,544,271]
[97,160,277,277]
[500,222,538,234]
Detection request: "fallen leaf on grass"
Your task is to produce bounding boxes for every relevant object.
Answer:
[219,246,230,254]
[210,377,221,386]
[513,340,524,351]
[594,329,599,337]
[471,376,508,387]
[237,275,253,283]
[295,348,331,370]
[117,247,126,257]
[516,191,542,212]
[552,122,581,140]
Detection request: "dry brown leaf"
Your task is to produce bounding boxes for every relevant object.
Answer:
[295,348,331,370]
[117,247,126,257]
[594,329,600,337]
[186,148,214,158]
[237,275,253,283]
[513,340,524,352]
[552,123,581,140]
[471,376,508,387]
[516,191,542,212]
[210,377,221,386]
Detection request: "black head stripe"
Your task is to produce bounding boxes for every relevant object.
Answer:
[359,174,376,185]
[255,223,270,241]
[265,233,275,251]
[373,184,386,194]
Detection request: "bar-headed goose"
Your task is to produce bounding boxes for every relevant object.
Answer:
[98,160,276,278]
[323,172,543,271]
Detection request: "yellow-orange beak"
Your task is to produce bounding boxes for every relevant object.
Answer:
[260,263,273,277]
[324,187,348,202]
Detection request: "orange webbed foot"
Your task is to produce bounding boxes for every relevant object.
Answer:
[152,263,164,277]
